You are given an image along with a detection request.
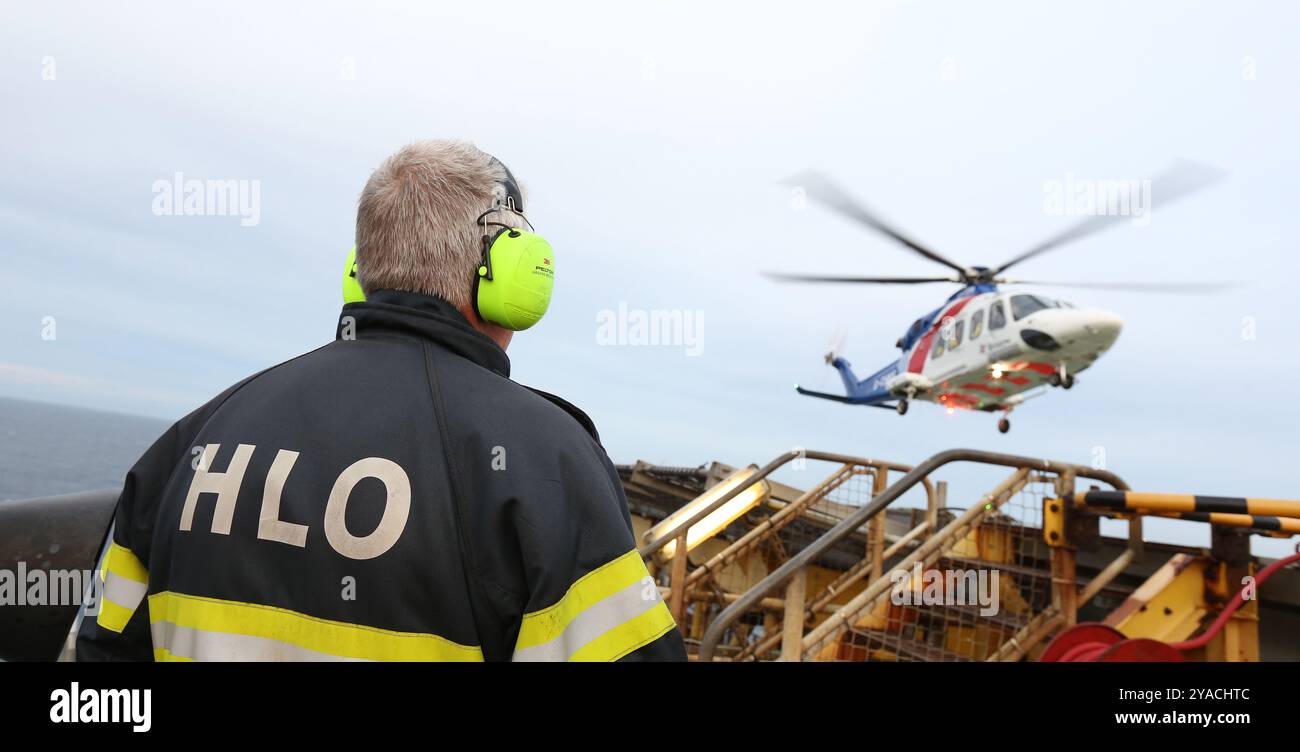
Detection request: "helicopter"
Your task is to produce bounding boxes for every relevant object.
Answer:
[768,163,1229,433]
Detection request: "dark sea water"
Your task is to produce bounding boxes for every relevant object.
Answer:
[0,397,170,502]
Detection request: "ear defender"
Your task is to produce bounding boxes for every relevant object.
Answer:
[474,227,554,331]
[341,154,554,332]
[342,246,366,303]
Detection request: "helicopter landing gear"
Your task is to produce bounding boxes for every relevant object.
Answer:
[897,399,909,416]
[998,417,1011,434]
[1049,363,1075,389]
[1048,373,1075,388]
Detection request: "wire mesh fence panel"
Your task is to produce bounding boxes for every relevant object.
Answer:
[821,476,1059,661]
[673,463,905,660]
[771,468,879,565]
[655,455,1091,661]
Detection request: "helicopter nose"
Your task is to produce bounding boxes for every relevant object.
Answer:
[1083,311,1123,343]
[1020,309,1122,352]
[1058,309,1123,350]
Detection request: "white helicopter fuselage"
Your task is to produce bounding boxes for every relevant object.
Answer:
[886,290,1123,412]
[778,164,1220,430]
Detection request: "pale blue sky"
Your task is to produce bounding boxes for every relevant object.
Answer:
[3,1,1298,554]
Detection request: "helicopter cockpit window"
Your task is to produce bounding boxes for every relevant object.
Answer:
[949,319,964,349]
[989,301,1006,330]
[970,309,984,339]
[931,333,945,359]
[1010,294,1054,320]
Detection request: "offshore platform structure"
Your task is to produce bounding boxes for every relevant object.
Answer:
[623,449,1300,662]
[1,447,1297,662]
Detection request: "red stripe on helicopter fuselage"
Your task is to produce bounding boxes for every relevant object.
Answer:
[997,361,1056,377]
[962,382,1005,396]
[906,298,975,374]
[1018,362,1057,376]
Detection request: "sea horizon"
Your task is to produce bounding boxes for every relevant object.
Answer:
[0,395,170,502]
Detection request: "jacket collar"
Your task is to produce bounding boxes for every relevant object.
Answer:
[336,289,511,378]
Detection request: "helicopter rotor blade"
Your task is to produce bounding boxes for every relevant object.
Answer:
[764,272,962,285]
[994,161,1227,275]
[997,279,1241,294]
[782,170,970,277]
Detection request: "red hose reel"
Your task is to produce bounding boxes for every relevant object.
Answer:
[1039,623,1184,662]
[1040,549,1300,662]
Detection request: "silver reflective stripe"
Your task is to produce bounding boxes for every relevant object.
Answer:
[512,576,661,662]
[103,572,147,611]
[151,620,369,662]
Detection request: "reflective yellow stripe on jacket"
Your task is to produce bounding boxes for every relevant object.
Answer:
[513,549,676,662]
[96,542,149,633]
[148,592,485,662]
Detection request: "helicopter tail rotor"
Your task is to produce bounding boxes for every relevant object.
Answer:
[824,327,847,365]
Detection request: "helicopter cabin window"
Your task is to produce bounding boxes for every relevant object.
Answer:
[931,333,945,359]
[1010,294,1056,320]
[989,301,1007,330]
[970,309,984,339]
[948,319,964,349]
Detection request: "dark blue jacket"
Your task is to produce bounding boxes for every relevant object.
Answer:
[77,290,685,662]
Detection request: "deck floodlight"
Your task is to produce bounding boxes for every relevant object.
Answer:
[649,465,770,561]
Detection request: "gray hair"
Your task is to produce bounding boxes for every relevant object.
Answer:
[355,139,520,308]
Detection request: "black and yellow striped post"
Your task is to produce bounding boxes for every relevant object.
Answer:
[1074,490,1300,532]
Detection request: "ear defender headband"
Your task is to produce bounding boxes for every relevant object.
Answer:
[340,154,554,332]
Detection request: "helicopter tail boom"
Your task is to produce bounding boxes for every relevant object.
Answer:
[828,356,860,395]
[795,356,900,408]
[794,385,898,409]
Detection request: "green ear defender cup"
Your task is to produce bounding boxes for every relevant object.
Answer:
[474,228,554,331]
[342,246,366,303]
